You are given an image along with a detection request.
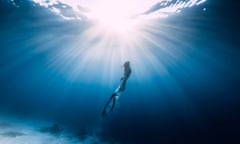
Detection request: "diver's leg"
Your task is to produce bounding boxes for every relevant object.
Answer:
[119,79,126,92]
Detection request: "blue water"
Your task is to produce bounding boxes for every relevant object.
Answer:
[0,0,240,143]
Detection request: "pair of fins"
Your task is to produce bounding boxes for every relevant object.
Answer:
[102,92,119,116]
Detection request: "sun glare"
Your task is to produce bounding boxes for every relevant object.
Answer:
[89,0,142,35]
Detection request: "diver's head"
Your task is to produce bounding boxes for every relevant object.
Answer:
[123,61,130,68]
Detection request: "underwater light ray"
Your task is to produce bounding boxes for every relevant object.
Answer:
[24,0,208,82]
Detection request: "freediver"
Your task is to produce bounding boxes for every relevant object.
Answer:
[102,61,131,116]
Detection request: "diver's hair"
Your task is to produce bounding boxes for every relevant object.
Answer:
[123,61,130,67]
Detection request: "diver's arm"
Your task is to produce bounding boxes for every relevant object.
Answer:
[119,65,131,92]
[123,61,131,80]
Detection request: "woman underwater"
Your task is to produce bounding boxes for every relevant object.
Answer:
[102,61,131,116]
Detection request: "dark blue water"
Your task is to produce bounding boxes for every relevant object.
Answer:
[0,0,240,143]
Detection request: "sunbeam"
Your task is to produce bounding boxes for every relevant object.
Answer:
[23,0,208,82]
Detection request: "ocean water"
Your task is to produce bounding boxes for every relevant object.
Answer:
[0,0,239,143]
